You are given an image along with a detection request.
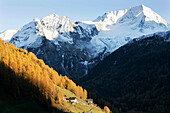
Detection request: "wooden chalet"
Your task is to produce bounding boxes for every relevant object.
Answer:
[86,99,93,105]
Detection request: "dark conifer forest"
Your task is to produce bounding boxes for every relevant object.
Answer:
[79,34,170,113]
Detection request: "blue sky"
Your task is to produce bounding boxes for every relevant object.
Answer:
[0,0,170,31]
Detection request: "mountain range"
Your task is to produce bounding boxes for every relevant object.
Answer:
[0,4,170,113]
[0,5,169,78]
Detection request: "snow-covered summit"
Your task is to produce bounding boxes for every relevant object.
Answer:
[93,5,168,30]
[88,5,169,57]
[0,30,17,42]
[139,5,168,26]
[36,14,77,41]
[41,14,76,33]
[10,14,80,48]
[94,8,128,25]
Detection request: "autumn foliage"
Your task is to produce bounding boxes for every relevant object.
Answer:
[0,39,87,111]
[104,106,111,113]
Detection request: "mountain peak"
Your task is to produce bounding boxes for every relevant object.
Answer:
[42,14,60,20]
[140,4,153,11]
[123,5,168,27]
[134,4,147,10]
[49,13,59,17]
[40,13,75,32]
[41,13,70,21]
[94,5,168,27]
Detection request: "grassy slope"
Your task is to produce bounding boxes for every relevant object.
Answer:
[0,39,104,113]
[56,86,104,113]
[0,72,103,113]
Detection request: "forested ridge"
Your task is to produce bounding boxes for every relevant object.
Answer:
[0,39,88,112]
[79,34,170,113]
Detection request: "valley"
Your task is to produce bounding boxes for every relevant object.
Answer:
[0,3,169,113]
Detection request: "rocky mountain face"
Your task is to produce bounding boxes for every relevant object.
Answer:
[9,5,168,78]
[10,14,99,78]
[79,31,170,113]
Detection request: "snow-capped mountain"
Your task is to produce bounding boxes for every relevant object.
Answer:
[9,5,168,78]
[0,30,17,42]
[82,5,168,56]
[94,5,168,27]
[11,14,98,48]
[10,13,99,78]
[10,14,75,48]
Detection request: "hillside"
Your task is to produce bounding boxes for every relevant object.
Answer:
[0,39,105,113]
[79,31,170,113]
[0,87,48,113]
